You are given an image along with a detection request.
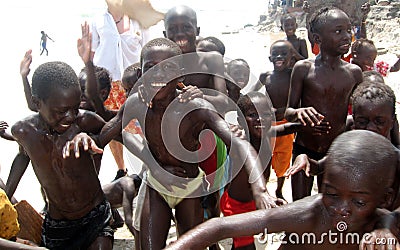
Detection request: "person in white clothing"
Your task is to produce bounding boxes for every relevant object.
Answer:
[90,1,150,181]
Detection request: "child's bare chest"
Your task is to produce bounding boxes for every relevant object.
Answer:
[144,111,201,164]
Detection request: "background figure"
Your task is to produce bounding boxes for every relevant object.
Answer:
[39,31,54,56]
[90,1,151,180]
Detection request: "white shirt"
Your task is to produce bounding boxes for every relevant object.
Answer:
[91,12,150,81]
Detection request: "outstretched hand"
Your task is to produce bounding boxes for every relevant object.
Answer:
[284,154,310,178]
[20,50,32,78]
[361,2,371,20]
[294,107,324,127]
[77,21,92,64]
[254,192,287,210]
[62,132,103,159]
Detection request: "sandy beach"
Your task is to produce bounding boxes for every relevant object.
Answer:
[0,1,399,249]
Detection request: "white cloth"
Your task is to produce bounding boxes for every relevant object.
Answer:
[91,11,151,81]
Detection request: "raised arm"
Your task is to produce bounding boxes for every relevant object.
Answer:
[205,53,229,112]
[78,22,114,121]
[248,73,268,92]
[360,2,370,39]
[20,50,37,112]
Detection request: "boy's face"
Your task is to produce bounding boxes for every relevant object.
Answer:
[353,45,377,71]
[353,101,394,138]
[227,62,250,90]
[164,13,199,54]
[243,96,273,139]
[316,10,352,56]
[37,86,81,134]
[269,42,292,71]
[142,46,181,100]
[321,164,385,232]
[282,18,296,36]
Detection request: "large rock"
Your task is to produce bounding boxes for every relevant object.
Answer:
[305,0,369,25]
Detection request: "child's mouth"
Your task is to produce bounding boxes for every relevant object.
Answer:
[275,60,284,67]
[176,40,188,47]
[254,125,265,129]
[151,82,167,88]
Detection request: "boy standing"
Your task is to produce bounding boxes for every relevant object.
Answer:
[284,7,362,201]
[9,61,112,249]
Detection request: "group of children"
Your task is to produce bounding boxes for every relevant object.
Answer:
[1,3,400,250]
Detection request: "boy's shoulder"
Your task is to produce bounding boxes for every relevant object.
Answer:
[11,114,41,135]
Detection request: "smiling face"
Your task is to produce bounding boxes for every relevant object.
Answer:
[141,45,182,101]
[282,17,297,37]
[314,9,352,56]
[242,95,273,140]
[37,86,81,134]
[269,41,292,71]
[227,61,250,90]
[164,7,199,54]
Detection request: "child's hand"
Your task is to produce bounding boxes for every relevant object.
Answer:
[0,121,8,131]
[20,50,32,78]
[361,2,371,20]
[254,192,286,209]
[311,120,331,135]
[77,21,92,65]
[229,124,246,140]
[302,1,310,13]
[294,107,324,127]
[284,154,310,177]
[178,85,204,103]
[62,132,103,158]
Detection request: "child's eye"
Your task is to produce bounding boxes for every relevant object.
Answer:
[335,30,341,34]
[353,199,366,207]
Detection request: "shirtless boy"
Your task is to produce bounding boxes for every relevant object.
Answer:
[284,7,362,200]
[163,5,228,111]
[221,92,300,249]
[64,38,277,249]
[166,130,398,250]
[9,61,112,249]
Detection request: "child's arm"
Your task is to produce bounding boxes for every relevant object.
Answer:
[299,38,309,59]
[165,196,318,249]
[20,50,37,112]
[78,22,114,121]
[248,73,268,92]
[5,146,30,200]
[284,61,324,126]
[359,2,370,39]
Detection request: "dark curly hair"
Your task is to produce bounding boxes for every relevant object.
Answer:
[351,38,375,55]
[309,6,343,34]
[201,36,226,56]
[140,38,182,65]
[227,58,250,74]
[122,62,141,86]
[352,81,396,116]
[362,70,384,84]
[32,61,79,100]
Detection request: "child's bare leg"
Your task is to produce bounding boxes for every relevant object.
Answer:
[87,236,112,250]
[140,187,172,249]
[134,229,140,250]
[275,177,286,200]
[175,197,203,236]
[109,140,127,180]
[291,171,313,201]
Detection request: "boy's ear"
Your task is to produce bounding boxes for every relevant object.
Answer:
[196,27,200,36]
[313,33,321,44]
[379,187,394,209]
[269,56,273,62]
[163,30,167,38]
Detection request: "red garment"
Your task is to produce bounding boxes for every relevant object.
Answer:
[220,191,256,248]
[103,80,127,111]
[312,43,320,56]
